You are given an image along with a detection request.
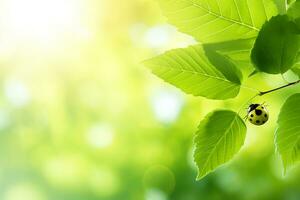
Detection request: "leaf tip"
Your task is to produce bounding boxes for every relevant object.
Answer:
[196,171,207,181]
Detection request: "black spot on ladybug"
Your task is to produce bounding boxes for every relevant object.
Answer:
[250,114,253,117]
[250,119,252,121]
[255,109,262,115]
[261,106,264,109]
[262,121,265,123]
[256,120,260,123]
[264,114,267,117]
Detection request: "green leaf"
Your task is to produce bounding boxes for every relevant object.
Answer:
[288,0,297,5]
[287,0,300,28]
[203,38,255,63]
[292,67,300,77]
[159,0,278,43]
[274,0,300,14]
[287,0,300,19]
[248,69,259,77]
[274,0,288,14]
[291,53,300,77]
[203,38,255,76]
[203,45,243,83]
[143,45,242,100]
[276,93,300,173]
[194,110,247,180]
[251,15,300,74]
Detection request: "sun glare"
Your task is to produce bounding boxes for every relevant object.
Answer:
[0,0,88,50]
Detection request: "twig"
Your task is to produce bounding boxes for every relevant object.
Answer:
[259,80,300,96]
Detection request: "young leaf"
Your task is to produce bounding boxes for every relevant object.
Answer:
[143,45,242,100]
[276,93,300,173]
[194,110,247,180]
[159,0,277,43]
[251,15,300,74]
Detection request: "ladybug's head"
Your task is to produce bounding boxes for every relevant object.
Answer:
[247,103,260,113]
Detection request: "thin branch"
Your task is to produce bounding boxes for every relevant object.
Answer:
[259,80,300,96]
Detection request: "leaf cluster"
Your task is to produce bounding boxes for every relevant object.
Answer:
[144,0,300,179]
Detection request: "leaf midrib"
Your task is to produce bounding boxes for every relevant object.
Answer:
[151,61,239,85]
[198,114,240,177]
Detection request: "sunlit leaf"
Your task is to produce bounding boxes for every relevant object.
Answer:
[251,15,300,74]
[143,45,242,100]
[203,46,243,83]
[194,110,247,180]
[203,38,255,63]
[276,93,300,173]
[159,0,277,43]
[203,38,255,76]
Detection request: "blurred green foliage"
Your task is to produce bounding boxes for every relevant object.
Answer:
[0,0,298,200]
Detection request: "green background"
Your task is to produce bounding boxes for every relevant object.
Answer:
[0,0,299,199]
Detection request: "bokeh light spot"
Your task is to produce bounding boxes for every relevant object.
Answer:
[150,88,184,124]
[87,123,115,149]
[144,25,173,48]
[4,79,31,107]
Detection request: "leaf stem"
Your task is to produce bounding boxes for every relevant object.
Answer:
[259,80,300,96]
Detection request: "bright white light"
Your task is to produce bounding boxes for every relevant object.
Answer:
[151,89,184,123]
[87,123,114,149]
[4,79,31,107]
[1,0,84,47]
[144,25,172,48]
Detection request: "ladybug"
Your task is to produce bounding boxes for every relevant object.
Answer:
[246,103,269,126]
